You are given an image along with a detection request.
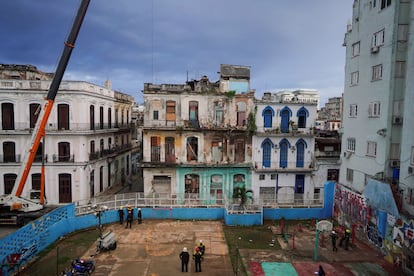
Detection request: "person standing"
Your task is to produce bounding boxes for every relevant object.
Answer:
[193,247,203,272]
[118,206,124,225]
[179,247,190,272]
[330,230,338,252]
[125,205,133,229]
[198,240,205,256]
[344,228,351,250]
[137,208,142,224]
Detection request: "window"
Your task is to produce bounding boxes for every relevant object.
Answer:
[411,147,414,165]
[58,104,70,130]
[279,139,289,168]
[237,102,247,126]
[189,101,199,121]
[346,168,354,182]
[271,174,277,180]
[165,137,175,163]
[327,169,339,181]
[395,61,406,78]
[2,103,14,130]
[262,106,274,128]
[150,136,161,162]
[297,107,308,128]
[166,100,176,121]
[214,102,223,126]
[58,142,71,162]
[100,106,104,129]
[368,101,381,117]
[372,30,385,47]
[372,64,383,81]
[186,136,198,161]
[4,174,17,194]
[380,0,391,10]
[296,139,306,168]
[153,110,159,120]
[295,175,305,194]
[366,141,377,157]
[352,42,360,57]
[351,71,359,86]
[259,174,265,180]
[108,108,112,128]
[3,142,16,162]
[398,24,409,41]
[29,103,41,129]
[89,105,95,130]
[347,138,356,152]
[280,107,292,133]
[349,104,358,118]
[261,138,273,168]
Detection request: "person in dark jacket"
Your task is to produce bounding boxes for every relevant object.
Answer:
[125,205,133,229]
[193,247,203,272]
[179,247,190,272]
[198,240,205,256]
[330,230,338,252]
[118,206,124,225]
[137,208,142,224]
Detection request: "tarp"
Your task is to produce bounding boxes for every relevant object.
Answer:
[363,179,399,217]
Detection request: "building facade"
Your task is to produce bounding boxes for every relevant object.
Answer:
[339,0,414,271]
[0,64,135,205]
[252,90,320,205]
[141,65,255,203]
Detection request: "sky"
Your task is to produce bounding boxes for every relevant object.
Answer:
[1,0,353,105]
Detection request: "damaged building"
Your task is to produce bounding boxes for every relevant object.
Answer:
[141,65,255,202]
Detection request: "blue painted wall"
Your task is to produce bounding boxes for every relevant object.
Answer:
[0,181,335,276]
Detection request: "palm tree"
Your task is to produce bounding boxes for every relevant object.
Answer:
[232,185,253,209]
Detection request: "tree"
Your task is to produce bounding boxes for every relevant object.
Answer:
[232,185,253,209]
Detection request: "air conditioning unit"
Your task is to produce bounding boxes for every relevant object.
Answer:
[408,166,414,175]
[392,116,403,125]
[390,160,400,168]
[371,46,379,53]
[344,151,352,159]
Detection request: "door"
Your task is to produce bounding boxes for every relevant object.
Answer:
[165,137,175,163]
[59,174,72,203]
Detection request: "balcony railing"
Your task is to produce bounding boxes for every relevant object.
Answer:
[52,154,74,163]
[254,161,314,171]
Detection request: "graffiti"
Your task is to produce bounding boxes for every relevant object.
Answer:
[393,220,414,249]
[335,185,368,225]
[367,224,383,248]
[1,243,37,274]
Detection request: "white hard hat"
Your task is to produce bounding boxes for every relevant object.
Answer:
[183,247,187,252]
[200,240,203,243]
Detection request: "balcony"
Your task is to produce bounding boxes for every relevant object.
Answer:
[52,154,74,163]
[254,161,314,172]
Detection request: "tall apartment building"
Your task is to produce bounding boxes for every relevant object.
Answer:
[252,90,321,205]
[0,64,135,204]
[141,64,255,202]
[340,0,414,270]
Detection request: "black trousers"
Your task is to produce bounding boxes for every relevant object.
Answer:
[195,261,201,272]
[181,261,188,272]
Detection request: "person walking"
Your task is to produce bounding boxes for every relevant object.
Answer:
[179,247,190,272]
[330,230,338,252]
[118,206,124,225]
[193,247,203,272]
[137,208,142,224]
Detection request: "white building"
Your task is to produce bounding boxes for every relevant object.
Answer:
[339,0,411,211]
[0,65,135,205]
[252,90,320,205]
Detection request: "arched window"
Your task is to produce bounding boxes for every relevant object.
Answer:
[261,138,273,168]
[296,107,309,128]
[296,139,307,167]
[262,106,274,128]
[279,138,291,168]
[280,107,292,133]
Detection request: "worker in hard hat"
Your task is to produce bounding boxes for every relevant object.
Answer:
[198,240,205,256]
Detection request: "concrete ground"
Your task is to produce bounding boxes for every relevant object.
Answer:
[84,220,233,276]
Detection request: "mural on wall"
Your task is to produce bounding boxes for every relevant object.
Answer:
[1,243,37,275]
[392,219,414,249]
[334,184,368,227]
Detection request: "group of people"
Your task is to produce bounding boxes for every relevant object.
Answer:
[330,228,351,251]
[118,205,142,228]
[179,240,206,272]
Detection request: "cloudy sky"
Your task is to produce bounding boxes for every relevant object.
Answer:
[1,0,353,105]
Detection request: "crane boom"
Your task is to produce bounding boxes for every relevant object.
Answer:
[1,0,91,212]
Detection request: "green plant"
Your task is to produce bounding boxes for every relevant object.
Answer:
[232,185,253,208]
[246,106,257,137]
[224,90,236,99]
